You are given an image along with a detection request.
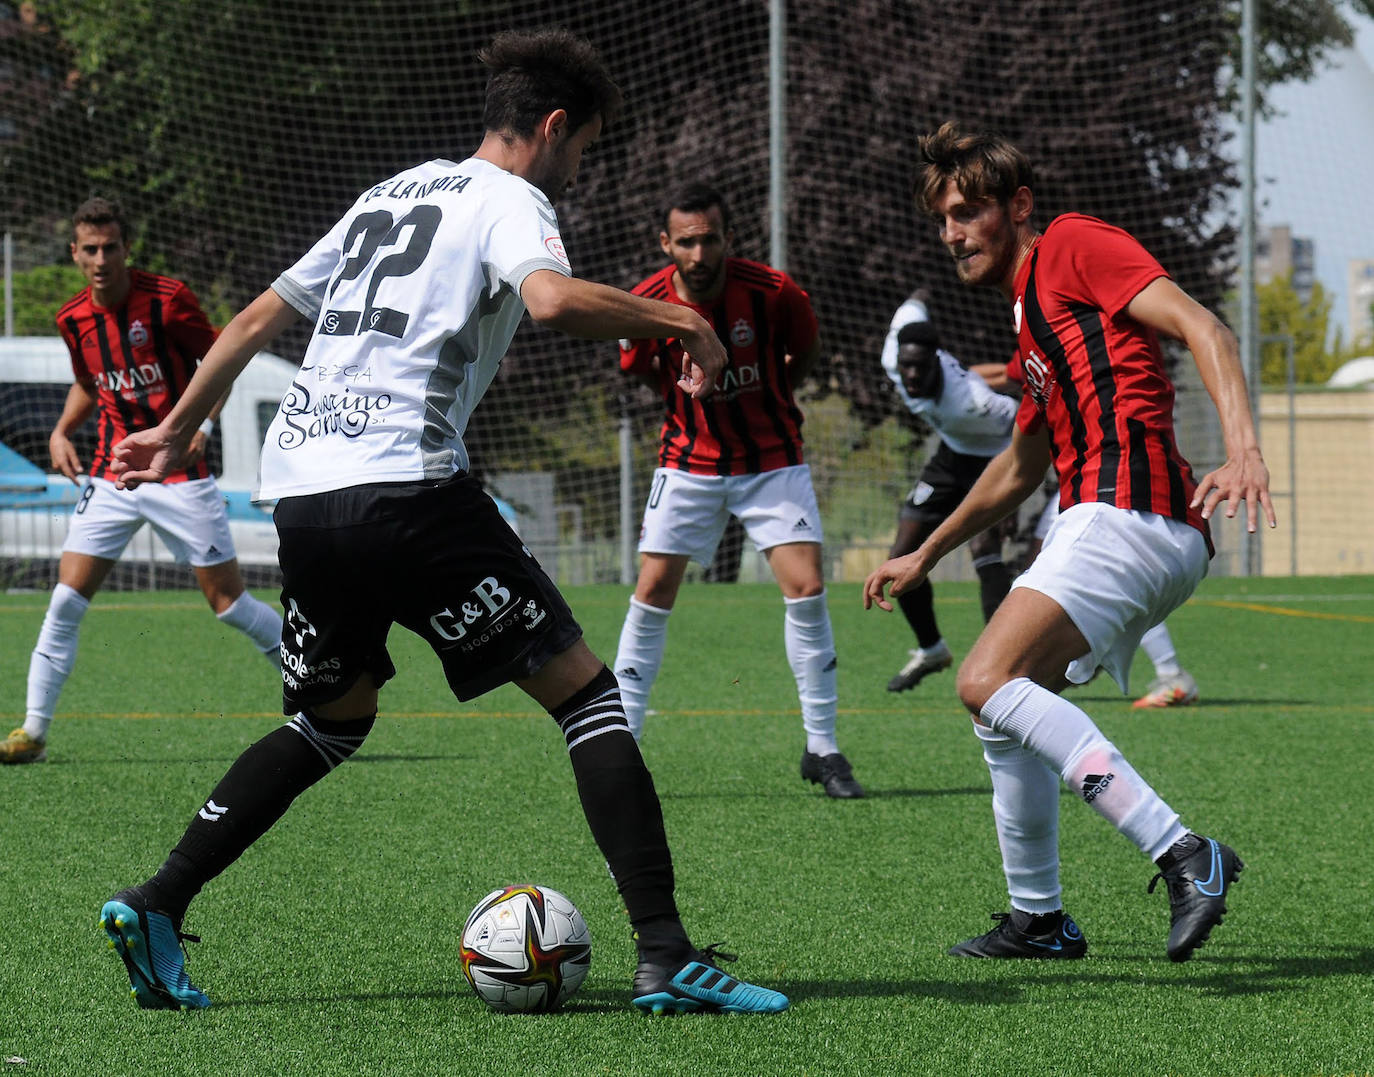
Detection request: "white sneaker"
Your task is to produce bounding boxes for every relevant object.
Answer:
[1133,671,1199,709]
[886,641,953,692]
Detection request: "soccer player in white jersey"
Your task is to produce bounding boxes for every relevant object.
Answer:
[97,29,787,1017]
[879,294,1019,694]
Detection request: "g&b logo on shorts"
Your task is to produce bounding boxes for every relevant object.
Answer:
[429,576,548,656]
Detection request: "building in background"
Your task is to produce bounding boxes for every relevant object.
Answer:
[1348,259,1374,347]
[1257,224,1316,303]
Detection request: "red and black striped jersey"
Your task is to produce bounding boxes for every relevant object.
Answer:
[56,270,218,484]
[620,258,818,476]
[1011,214,1210,548]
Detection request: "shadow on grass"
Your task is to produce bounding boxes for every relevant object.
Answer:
[214,986,636,1015]
[778,945,1374,1004]
[1083,696,1318,709]
[1069,945,1374,997]
[352,753,467,764]
[866,785,990,799]
[200,947,1374,1012]
[33,752,467,767]
[212,987,470,1010]
[663,785,990,800]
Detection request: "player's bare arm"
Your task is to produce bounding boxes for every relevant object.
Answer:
[863,425,1049,611]
[969,362,1018,395]
[49,379,99,483]
[521,269,725,398]
[785,337,822,386]
[182,389,233,468]
[113,288,303,488]
[1125,277,1276,532]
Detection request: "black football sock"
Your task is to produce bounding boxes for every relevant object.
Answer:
[974,555,1012,623]
[143,712,376,921]
[896,579,942,649]
[552,666,692,968]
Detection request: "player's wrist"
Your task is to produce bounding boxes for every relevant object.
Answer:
[198,418,215,436]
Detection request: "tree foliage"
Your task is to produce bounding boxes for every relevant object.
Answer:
[1256,273,1364,385]
[1240,0,1374,114]
[1,0,1368,504]
[6,264,86,335]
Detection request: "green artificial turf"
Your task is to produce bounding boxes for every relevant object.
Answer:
[1,576,1372,1075]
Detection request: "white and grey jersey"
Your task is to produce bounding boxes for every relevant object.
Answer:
[879,298,1015,458]
[258,156,570,500]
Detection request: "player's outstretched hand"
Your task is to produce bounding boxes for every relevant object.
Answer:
[678,326,726,399]
[111,426,183,490]
[48,431,84,485]
[1191,447,1276,533]
[183,430,209,467]
[863,553,931,611]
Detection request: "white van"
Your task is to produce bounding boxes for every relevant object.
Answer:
[0,336,297,574]
[0,336,520,586]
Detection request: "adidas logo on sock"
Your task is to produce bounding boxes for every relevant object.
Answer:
[823,656,837,672]
[617,667,641,681]
[197,799,229,823]
[1081,772,1116,803]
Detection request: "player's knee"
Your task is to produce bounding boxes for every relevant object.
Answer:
[956,658,1006,716]
[785,580,825,601]
[206,592,240,615]
[889,519,928,559]
[291,709,375,769]
[197,565,246,613]
[633,559,684,609]
[636,581,678,608]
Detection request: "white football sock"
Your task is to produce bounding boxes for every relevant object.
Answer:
[217,592,284,669]
[920,639,951,660]
[982,677,1188,861]
[784,591,840,756]
[972,721,1063,914]
[24,583,91,739]
[612,597,671,740]
[1139,623,1181,677]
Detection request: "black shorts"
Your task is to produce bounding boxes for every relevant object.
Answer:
[273,474,582,713]
[898,441,997,524]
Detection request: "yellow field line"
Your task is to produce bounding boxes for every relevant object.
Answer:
[3,591,1374,614]
[0,601,213,614]
[7,706,954,722]
[8,701,1370,723]
[1195,599,1374,624]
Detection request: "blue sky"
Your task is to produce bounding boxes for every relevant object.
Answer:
[1253,9,1374,341]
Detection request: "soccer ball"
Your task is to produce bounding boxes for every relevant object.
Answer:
[460,885,592,1013]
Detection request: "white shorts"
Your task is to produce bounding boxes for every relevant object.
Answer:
[638,465,823,566]
[1012,501,1208,693]
[1033,495,1059,540]
[62,476,237,567]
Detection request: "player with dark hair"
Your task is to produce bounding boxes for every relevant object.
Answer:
[879,293,1019,693]
[612,181,863,799]
[866,121,1273,961]
[0,198,282,766]
[101,30,787,1016]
